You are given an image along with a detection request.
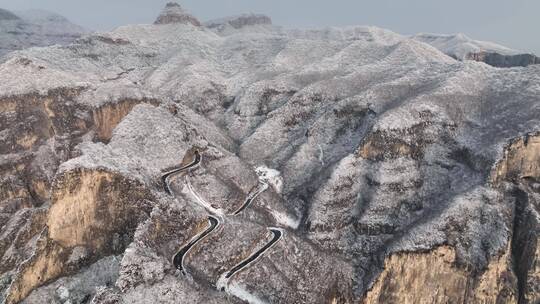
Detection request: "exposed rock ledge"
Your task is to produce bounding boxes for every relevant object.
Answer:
[4,168,153,303]
[360,132,540,304]
[492,132,540,184]
[466,52,540,68]
[364,245,517,304]
[205,13,272,31]
[154,2,201,26]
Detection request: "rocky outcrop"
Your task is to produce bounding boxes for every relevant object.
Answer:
[364,246,517,304]
[511,187,540,304]
[467,52,540,68]
[492,133,540,304]
[4,168,153,303]
[92,98,159,143]
[0,87,87,243]
[205,14,272,31]
[412,33,539,68]
[154,2,201,26]
[0,87,86,155]
[492,132,540,184]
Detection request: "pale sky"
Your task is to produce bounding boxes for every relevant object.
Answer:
[1,0,538,54]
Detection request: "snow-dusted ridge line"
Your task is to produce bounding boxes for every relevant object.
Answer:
[410,32,533,61]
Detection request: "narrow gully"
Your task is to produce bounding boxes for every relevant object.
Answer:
[162,150,201,195]
[173,215,220,275]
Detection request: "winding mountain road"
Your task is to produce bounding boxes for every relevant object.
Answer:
[232,182,269,215]
[162,150,201,195]
[167,149,285,293]
[222,228,283,283]
[173,216,220,275]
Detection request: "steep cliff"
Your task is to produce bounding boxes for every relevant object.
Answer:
[205,14,272,33]
[466,52,540,68]
[413,33,539,68]
[154,2,201,26]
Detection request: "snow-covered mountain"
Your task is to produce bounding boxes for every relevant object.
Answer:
[413,32,519,59]
[0,3,539,304]
[0,8,87,58]
[413,32,540,67]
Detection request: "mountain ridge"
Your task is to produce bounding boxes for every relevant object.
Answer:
[0,7,87,58]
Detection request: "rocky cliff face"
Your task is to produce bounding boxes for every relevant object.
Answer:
[205,14,272,33]
[154,2,201,26]
[0,2,539,304]
[493,133,540,304]
[413,33,539,68]
[0,9,86,58]
[363,245,517,303]
[466,52,540,68]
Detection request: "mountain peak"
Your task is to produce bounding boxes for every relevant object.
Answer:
[165,2,182,9]
[0,8,20,21]
[154,2,201,26]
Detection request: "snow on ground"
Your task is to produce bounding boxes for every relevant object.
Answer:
[183,176,226,216]
[255,166,283,193]
[412,33,521,59]
[227,282,268,304]
[270,210,300,230]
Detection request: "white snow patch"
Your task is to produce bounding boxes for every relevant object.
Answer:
[183,177,225,216]
[412,32,520,60]
[227,282,268,304]
[317,144,325,166]
[217,273,268,304]
[56,286,70,300]
[270,210,300,229]
[216,272,229,292]
[255,166,283,193]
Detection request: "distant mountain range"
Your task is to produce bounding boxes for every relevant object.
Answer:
[0,8,87,58]
[1,5,538,68]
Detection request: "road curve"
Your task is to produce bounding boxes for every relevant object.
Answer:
[232,182,269,215]
[223,228,283,282]
[162,150,201,195]
[173,216,220,275]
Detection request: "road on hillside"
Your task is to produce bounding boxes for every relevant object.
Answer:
[162,150,201,195]
[233,182,269,215]
[222,228,283,283]
[173,215,220,275]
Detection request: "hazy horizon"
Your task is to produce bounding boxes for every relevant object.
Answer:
[1,0,538,54]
